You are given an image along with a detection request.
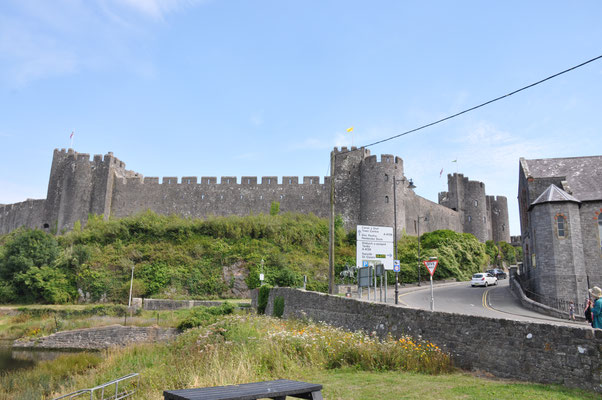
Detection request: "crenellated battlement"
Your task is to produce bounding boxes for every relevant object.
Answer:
[1,148,509,242]
[55,148,126,169]
[363,154,402,165]
[119,175,327,186]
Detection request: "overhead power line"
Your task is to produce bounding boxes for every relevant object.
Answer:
[342,53,602,154]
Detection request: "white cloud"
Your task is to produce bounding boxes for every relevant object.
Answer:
[117,0,203,20]
[0,0,203,86]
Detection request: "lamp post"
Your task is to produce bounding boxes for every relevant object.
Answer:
[416,215,427,286]
[393,177,415,304]
[128,264,135,308]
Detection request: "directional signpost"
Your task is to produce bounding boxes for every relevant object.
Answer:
[357,225,393,302]
[423,259,438,311]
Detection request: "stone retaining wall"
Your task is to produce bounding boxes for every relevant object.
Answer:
[263,288,602,393]
[13,325,178,351]
[135,298,224,311]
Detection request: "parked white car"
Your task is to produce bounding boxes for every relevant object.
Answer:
[471,273,498,287]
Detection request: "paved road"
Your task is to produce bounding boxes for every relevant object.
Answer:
[356,279,589,327]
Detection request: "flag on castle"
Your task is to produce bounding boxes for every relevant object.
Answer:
[439,168,443,178]
[70,131,74,139]
[346,127,354,133]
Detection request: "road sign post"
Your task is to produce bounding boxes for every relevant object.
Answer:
[393,260,400,304]
[423,259,438,311]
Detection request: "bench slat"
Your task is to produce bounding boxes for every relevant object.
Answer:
[164,379,323,400]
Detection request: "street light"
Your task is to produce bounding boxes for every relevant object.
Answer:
[417,214,427,286]
[393,177,416,304]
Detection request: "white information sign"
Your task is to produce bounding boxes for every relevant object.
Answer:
[356,225,394,270]
[357,225,394,243]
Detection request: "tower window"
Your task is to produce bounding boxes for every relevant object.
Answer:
[474,200,478,207]
[468,216,472,222]
[289,179,292,184]
[385,196,389,204]
[557,215,566,238]
[598,219,602,253]
[385,174,389,182]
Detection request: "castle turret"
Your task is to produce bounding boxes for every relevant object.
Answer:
[43,149,124,232]
[332,147,369,229]
[359,154,406,236]
[488,195,510,243]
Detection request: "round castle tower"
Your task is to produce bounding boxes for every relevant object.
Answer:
[359,154,405,232]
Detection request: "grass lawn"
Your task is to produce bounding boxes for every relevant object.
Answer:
[0,310,597,400]
[297,369,598,400]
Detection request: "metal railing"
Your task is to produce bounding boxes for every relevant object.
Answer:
[53,373,139,400]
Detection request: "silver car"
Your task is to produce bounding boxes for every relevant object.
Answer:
[471,272,498,287]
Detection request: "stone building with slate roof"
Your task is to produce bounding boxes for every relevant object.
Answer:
[518,155,602,308]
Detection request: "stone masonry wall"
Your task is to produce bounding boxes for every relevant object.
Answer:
[263,288,602,393]
[110,175,330,220]
[13,325,178,351]
[0,199,46,235]
[136,298,225,311]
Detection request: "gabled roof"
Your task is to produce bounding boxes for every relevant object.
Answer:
[529,184,581,210]
[521,155,602,201]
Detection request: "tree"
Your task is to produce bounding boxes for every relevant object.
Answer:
[0,229,59,281]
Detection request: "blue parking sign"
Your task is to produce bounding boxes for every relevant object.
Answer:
[363,260,369,268]
[393,260,400,272]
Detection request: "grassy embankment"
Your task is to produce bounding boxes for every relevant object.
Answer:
[0,311,597,400]
[0,211,495,305]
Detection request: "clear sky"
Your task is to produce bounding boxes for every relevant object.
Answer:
[1,0,601,236]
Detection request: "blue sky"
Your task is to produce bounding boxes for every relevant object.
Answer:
[1,0,601,236]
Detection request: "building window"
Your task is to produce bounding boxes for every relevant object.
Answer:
[267,178,271,184]
[385,174,389,182]
[502,224,505,232]
[289,179,292,184]
[385,196,389,204]
[301,195,304,200]
[247,179,251,184]
[598,219,602,253]
[483,216,486,223]
[280,195,284,199]
[201,195,204,200]
[309,178,313,184]
[557,215,566,238]
[474,200,478,207]
[468,216,472,222]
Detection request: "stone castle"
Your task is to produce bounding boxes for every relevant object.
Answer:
[0,147,510,242]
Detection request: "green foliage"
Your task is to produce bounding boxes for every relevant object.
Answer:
[272,296,285,318]
[499,241,517,265]
[14,266,76,304]
[176,303,235,331]
[0,229,59,280]
[257,285,271,315]
[270,201,280,216]
[395,230,486,283]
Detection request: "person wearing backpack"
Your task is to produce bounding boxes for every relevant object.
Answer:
[589,286,602,329]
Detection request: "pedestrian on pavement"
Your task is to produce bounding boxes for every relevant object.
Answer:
[589,286,602,329]
[585,297,593,325]
[568,301,575,320]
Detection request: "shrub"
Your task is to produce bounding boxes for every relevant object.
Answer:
[257,285,271,315]
[273,296,285,318]
[177,303,235,331]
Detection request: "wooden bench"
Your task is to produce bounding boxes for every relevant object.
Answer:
[163,379,323,400]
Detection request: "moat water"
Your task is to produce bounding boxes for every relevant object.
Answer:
[0,341,69,374]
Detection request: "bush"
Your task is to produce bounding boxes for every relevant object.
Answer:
[273,296,285,318]
[257,285,271,315]
[177,303,235,331]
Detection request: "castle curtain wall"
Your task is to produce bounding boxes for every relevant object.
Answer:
[0,200,46,234]
[109,176,330,220]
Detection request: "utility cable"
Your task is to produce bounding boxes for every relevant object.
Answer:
[338,53,602,155]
